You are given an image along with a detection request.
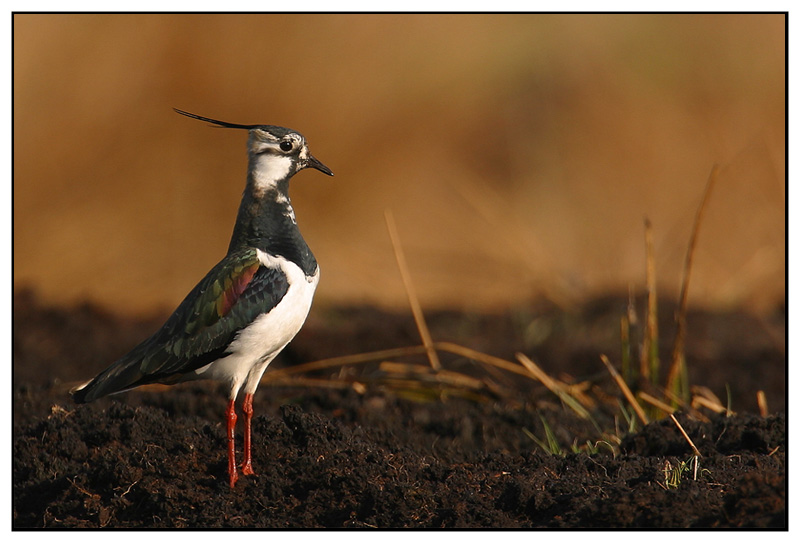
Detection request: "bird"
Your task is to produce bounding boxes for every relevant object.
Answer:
[71,108,333,488]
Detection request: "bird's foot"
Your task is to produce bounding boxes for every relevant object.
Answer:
[241,461,256,476]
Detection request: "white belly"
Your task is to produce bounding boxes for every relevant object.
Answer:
[193,250,318,398]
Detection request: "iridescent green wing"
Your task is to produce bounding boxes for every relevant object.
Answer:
[143,247,290,374]
[76,248,290,400]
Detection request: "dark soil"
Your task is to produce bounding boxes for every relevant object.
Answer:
[13,289,786,528]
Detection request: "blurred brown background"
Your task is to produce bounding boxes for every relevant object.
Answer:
[14,14,785,317]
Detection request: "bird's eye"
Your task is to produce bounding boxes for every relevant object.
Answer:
[280,141,293,152]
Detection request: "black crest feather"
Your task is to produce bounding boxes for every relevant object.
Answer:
[173,108,257,130]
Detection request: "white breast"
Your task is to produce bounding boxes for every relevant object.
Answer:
[192,250,319,398]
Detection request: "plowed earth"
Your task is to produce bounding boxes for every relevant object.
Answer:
[13,290,786,528]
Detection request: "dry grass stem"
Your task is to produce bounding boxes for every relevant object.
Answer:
[690,385,733,416]
[563,381,595,407]
[757,390,769,417]
[434,342,532,378]
[378,362,487,390]
[601,354,649,425]
[620,315,632,384]
[667,165,720,398]
[661,388,710,423]
[263,341,539,402]
[384,209,441,371]
[623,285,638,385]
[638,391,675,415]
[512,353,593,407]
[515,352,561,392]
[691,385,723,406]
[641,217,660,387]
[516,353,594,419]
[670,413,701,457]
[262,345,430,382]
[692,396,728,414]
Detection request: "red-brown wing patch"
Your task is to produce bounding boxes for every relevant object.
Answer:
[215,261,260,318]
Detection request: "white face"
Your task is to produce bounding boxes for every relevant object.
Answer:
[247,129,307,194]
[251,153,294,194]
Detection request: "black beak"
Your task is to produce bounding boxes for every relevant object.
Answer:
[305,154,334,176]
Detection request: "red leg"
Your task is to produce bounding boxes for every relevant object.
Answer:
[226,399,238,488]
[241,393,256,476]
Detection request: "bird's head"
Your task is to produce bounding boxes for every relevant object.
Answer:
[173,108,333,193]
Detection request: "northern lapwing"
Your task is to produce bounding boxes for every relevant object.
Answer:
[71,109,333,487]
